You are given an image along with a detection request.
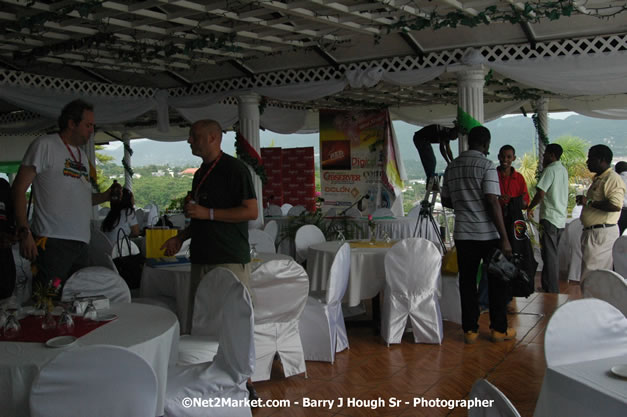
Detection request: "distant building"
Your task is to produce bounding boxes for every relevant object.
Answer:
[180,167,198,176]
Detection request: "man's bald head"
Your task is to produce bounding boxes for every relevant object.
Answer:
[188,119,223,162]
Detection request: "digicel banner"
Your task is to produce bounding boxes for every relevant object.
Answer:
[319,109,398,214]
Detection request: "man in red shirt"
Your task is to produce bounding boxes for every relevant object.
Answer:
[497,145,529,209]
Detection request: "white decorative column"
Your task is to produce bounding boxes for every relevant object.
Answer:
[86,134,99,219]
[456,68,486,152]
[237,93,264,229]
[534,98,549,171]
[122,131,133,191]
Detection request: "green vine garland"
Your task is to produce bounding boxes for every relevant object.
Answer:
[531,113,550,146]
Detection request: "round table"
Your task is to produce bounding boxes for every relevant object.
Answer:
[140,253,292,333]
[0,302,179,417]
[306,240,395,307]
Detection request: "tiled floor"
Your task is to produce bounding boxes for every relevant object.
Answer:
[252,278,582,417]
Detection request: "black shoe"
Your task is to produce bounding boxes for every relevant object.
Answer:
[246,382,260,402]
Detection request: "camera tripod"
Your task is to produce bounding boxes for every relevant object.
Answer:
[412,175,447,254]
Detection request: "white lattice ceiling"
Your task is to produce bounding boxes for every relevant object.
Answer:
[1,1,626,114]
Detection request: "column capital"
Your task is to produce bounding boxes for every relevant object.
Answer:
[456,67,486,86]
[237,93,261,105]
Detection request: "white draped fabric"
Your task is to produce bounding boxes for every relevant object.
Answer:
[469,379,521,417]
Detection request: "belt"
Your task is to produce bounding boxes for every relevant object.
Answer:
[583,223,616,230]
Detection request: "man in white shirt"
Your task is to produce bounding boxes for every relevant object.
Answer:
[12,99,115,288]
[616,161,627,235]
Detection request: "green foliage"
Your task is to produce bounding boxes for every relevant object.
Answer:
[132,176,192,211]
[402,182,427,214]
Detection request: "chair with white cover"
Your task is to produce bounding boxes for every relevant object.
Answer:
[144,203,160,228]
[88,227,115,270]
[372,207,394,217]
[281,203,293,216]
[287,205,306,216]
[294,224,326,263]
[266,204,283,217]
[381,238,443,345]
[557,218,583,281]
[248,229,276,254]
[344,207,361,218]
[407,204,422,218]
[544,298,627,368]
[298,243,350,363]
[250,259,309,381]
[263,220,279,244]
[613,235,627,278]
[581,269,627,316]
[62,266,131,303]
[168,213,186,229]
[135,207,146,229]
[30,345,158,417]
[164,268,254,417]
[468,379,521,417]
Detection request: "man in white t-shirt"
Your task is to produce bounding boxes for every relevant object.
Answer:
[12,99,115,288]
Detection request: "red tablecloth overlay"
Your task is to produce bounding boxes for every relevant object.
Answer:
[0,315,115,343]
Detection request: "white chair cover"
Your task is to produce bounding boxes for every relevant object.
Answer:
[165,268,254,417]
[287,205,306,216]
[344,207,362,218]
[144,203,160,228]
[281,203,293,216]
[381,238,444,345]
[111,238,141,258]
[558,218,583,282]
[266,204,283,217]
[294,224,326,263]
[468,379,521,417]
[263,220,279,244]
[324,208,338,217]
[248,229,276,254]
[581,269,627,316]
[372,207,394,217]
[250,259,309,381]
[62,266,131,303]
[407,204,422,218]
[135,207,146,229]
[168,213,186,229]
[298,243,350,363]
[544,298,627,367]
[88,227,115,269]
[613,235,627,278]
[98,206,110,218]
[30,345,158,417]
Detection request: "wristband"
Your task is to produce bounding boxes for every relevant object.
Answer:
[209,208,214,221]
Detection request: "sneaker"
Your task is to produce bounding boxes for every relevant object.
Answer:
[490,328,516,342]
[464,331,479,344]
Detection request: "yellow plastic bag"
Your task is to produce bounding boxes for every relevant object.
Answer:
[441,246,458,275]
[145,228,178,258]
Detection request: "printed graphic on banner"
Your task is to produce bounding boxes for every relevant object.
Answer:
[320,109,396,214]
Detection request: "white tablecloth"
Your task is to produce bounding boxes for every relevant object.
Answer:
[269,216,418,256]
[140,253,293,332]
[534,353,627,417]
[306,240,461,322]
[0,302,179,417]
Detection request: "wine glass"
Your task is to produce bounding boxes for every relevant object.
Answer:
[3,309,21,338]
[0,307,8,328]
[383,230,391,244]
[336,230,346,242]
[57,303,75,334]
[83,299,97,321]
[250,243,258,260]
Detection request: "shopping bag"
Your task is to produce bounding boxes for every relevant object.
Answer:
[145,227,178,259]
[441,246,458,275]
[113,229,144,289]
[502,196,537,297]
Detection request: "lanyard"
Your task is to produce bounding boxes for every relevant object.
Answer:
[62,139,82,165]
[193,151,223,200]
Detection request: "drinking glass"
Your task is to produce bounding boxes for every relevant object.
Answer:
[41,309,56,330]
[57,304,75,334]
[83,299,97,321]
[0,308,8,328]
[3,309,21,338]
[336,230,346,242]
[383,231,391,244]
[250,243,258,260]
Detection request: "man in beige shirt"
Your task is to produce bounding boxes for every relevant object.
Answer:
[579,145,626,281]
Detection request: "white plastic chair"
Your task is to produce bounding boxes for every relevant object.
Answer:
[62,266,131,303]
[263,220,278,244]
[381,238,443,345]
[613,235,627,278]
[30,345,158,417]
[287,205,306,216]
[165,268,254,417]
[372,207,394,217]
[266,204,283,217]
[298,243,350,363]
[250,259,309,381]
[168,213,186,229]
[544,298,627,367]
[581,269,627,316]
[294,224,326,263]
[248,229,276,254]
[558,218,583,281]
[468,379,521,417]
[344,207,361,218]
[281,203,293,216]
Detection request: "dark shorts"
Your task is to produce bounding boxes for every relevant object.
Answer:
[33,237,89,288]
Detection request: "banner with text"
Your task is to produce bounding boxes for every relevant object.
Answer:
[320,109,401,215]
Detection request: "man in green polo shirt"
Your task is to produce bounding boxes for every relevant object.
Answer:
[527,144,569,293]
